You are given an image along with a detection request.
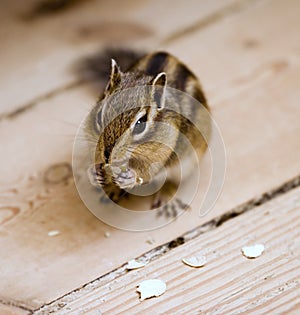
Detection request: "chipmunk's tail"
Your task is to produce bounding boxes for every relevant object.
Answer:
[74,47,146,83]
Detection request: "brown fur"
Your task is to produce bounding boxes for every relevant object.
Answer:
[84,51,211,201]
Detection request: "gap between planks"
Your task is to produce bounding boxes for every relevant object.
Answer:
[32,173,300,314]
[0,80,84,122]
[0,0,264,122]
[0,300,32,315]
[161,0,264,44]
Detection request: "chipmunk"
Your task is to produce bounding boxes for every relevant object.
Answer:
[84,51,211,214]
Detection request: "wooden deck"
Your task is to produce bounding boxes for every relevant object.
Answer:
[0,0,299,314]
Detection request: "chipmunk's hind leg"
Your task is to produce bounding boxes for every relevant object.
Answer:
[151,180,190,218]
[99,185,127,204]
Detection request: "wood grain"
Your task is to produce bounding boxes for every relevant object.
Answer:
[0,0,300,311]
[0,0,237,116]
[35,186,300,314]
[0,303,30,315]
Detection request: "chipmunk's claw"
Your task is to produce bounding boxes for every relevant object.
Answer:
[151,197,190,218]
[150,180,190,218]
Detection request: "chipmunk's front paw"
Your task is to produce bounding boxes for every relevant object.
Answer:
[113,167,136,189]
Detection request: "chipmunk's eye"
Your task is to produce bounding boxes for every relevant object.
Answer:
[133,114,147,135]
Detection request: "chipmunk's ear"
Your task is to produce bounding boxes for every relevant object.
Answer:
[105,59,121,95]
[151,72,167,110]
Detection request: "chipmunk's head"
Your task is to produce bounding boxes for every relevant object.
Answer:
[89,59,178,190]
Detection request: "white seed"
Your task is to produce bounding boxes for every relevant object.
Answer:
[48,230,60,237]
[136,279,166,301]
[241,244,265,258]
[182,255,207,268]
[104,231,110,238]
[126,259,147,270]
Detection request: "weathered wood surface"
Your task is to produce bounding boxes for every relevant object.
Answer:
[0,304,29,315]
[0,0,300,312]
[35,185,300,314]
[0,0,237,116]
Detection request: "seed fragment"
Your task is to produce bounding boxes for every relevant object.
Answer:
[136,279,166,301]
[182,255,207,268]
[48,230,60,237]
[241,244,265,258]
[126,259,147,270]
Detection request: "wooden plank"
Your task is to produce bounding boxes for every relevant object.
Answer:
[35,186,300,314]
[0,303,30,315]
[164,0,300,106]
[4,65,300,307]
[1,0,300,309]
[0,0,237,115]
